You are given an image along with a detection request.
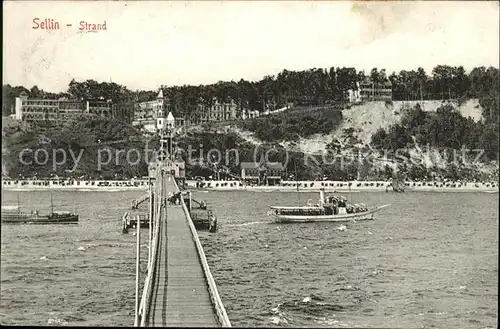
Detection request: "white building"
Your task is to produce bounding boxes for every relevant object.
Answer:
[241,109,260,119]
[133,90,185,133]
[13,91,116,124]
[347,82,362,103]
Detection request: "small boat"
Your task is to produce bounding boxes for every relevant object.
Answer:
[1,207,79,224]
[268,189,390,223]
[183,192,218,233]
[1,195,79,225]
[121,192,218,233]
[121,212,149,233]
[190,207,218,233]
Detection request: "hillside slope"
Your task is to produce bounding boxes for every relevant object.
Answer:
[279,99,484,154]
[222,99,496,179]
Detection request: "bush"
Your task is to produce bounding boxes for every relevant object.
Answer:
[238,107,343,142]
[370,104,498,161]
[3,119,147,179]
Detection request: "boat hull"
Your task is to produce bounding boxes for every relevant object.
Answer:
[269,205,390,223]
[1,214,79,224]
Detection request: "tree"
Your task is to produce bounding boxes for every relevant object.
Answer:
[2,85,29,116]
[30,86,43,98]
[370,68,380,85]
[416,67,428,100]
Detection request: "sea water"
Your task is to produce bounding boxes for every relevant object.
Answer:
[1,190,498,328]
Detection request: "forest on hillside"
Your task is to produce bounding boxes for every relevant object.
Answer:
[2,105,497,182]
[2,64,498,181]
[2,119,147,179]
[3,64,498,125]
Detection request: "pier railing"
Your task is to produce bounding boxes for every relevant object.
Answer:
[175,178,232,327]
[134,170,230,327]
[137,174,162,326]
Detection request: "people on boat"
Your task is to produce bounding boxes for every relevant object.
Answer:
[337,197,347,215]
[322,194,347,215]
[331,196,339,215]
[324,203,334,215]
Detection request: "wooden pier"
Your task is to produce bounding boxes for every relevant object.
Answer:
[135,165,230,327]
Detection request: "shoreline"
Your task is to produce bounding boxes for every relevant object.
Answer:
[2,179,149,192]
[184,180,498,193]
[189,187,499,193]
[1,179,498,193]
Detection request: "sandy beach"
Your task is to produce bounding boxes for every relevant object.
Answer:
[2,179,498,193]
[1,179,149,191]
[185,179,499,193]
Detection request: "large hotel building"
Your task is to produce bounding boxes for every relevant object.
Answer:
[358,78,393,102]
[14,91,133,124]
[190,97,247,125]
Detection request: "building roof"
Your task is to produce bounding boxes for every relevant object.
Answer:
[360,78,392,87]
[240,162,258,169]
[166,112,175,122]
[87,99,113,103]
[157,89,164,99]
[20,91,28,96]
[240,162,284,170]
[266,163,284,170]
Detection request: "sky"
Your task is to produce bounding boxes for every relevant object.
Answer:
[3,1,499,93]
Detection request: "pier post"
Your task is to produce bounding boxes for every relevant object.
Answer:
[189,191,192,213]
[134,215,141,327]
[148,178,152,266]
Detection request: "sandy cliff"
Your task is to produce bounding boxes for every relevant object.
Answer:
[283,99,484,154]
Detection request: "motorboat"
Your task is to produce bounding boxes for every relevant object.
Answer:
[1,195,78,225]
[1,206,79,224]
[268,189,390,223]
